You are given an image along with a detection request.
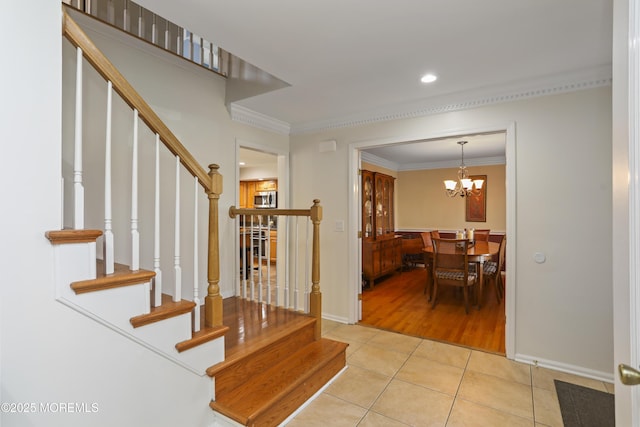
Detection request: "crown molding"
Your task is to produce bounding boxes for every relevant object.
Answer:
[362,152,506,172]
[289,64,612,135]
[399,156,507,171]
[229,104,291,135]
[229,64,611,136]
[361,152,400,171]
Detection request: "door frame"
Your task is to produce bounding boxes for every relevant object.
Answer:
[234,139,290,296]
[612,0,638,423]
[347,122,516,359]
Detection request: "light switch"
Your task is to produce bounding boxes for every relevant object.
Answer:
[335,220,345,232]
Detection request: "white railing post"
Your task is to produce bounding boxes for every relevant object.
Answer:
[131,109,139,271]
[266,216,272,305]
[151,14,157,45]
[123,0,130,32]
[137,5,144,38]
[304,218,311,313]
[174,156,182,302]
[103,81,114,275]
[293,217,299,311]
[284,216,290,309]
[153,134,162,307]
[192,177,200,332]
[73,47,84,230]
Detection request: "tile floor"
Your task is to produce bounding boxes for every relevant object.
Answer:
[286,320,614,426]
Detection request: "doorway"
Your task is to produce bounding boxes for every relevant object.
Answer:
[347,124,517,359]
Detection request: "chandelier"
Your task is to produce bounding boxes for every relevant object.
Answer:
[444,141,484,197]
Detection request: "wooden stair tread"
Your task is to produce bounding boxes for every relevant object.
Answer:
[210,338,348,425]
[207,298,317,377]
[71,260,155,294]
[130,294,196,328]
[175,324,229,352]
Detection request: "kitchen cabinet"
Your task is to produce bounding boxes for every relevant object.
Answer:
[361,170,400,287]
[255,180,277,191]
[239,180,277,208]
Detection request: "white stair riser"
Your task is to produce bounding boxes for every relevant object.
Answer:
[52,240,225,375]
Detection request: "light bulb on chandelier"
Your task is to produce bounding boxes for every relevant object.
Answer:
[444,141,484,197]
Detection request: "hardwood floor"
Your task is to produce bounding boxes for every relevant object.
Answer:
[360,265,506,354]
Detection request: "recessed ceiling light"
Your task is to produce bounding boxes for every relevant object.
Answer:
[420,73,437,83]
[239,161,246,166]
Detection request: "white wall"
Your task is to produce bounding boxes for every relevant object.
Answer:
[290,86,613,378]
[0,3,287,426]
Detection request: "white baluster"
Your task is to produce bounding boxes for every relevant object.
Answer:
[249,216,255,301]
[284,216,290,309]
[174,155,182,302]
[151,14,157,45]
[123,0,130,32]
[241,214,247,299]
[137,5,144,38]
[103,81,114,275]
[73,47,84,230]
[293,217,299,311]
[257,216,263,303]
[153,134,162,307]
[192,177,200,332]
[266,216,272,305]
[176,28,182,57]
[164,22,170,50]
[130,109,139,271]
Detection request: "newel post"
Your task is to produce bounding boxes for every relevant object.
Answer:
[309,199,322,340]
[205,164,223,327]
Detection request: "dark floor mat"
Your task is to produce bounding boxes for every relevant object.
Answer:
[555,379,614,427]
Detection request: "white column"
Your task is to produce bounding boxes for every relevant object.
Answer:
[103,81,114,275]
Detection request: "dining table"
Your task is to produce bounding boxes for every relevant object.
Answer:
[423,240,500,308]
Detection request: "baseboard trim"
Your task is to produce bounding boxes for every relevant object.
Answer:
[515,353,614,383]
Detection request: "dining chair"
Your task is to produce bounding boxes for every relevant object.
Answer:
[431,238,477,314]
[420,232,434,297]
[474,229,491,242]
[483,235,506,302]
[430,230,440,239]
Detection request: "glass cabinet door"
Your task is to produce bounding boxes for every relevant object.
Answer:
[362,171,374,240]
[375,175,384,236]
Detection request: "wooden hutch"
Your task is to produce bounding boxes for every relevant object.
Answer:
[361,170,402,287]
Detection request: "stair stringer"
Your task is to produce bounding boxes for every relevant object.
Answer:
[50,239,225,375]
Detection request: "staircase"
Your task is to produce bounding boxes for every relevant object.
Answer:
[47,229,348,426]
[55,6,348,425]
[207,298,348,426]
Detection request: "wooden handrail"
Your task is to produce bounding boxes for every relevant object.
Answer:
[229,207,314,218]
[61,6,211,192]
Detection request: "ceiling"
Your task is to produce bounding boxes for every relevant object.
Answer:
[135,0,612,167]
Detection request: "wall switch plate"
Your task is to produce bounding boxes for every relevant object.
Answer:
[335,220,345,232]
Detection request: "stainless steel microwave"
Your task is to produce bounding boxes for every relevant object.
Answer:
[254,191,277,208]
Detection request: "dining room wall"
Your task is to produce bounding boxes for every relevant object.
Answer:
[289,85,613,380]
[395,164,506,232]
